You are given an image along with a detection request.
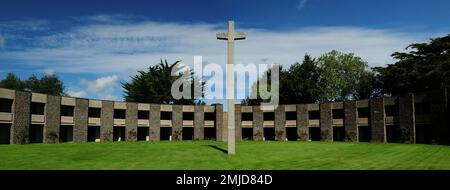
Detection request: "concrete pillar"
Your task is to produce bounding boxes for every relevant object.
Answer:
[126,102,138,141]
[253,106,264,141]
[172,105,182,140]
[44,95,61,143]
[275,105,286,141]
[399,94,415,143]
[320,103,333,141]
[234,104,242,141]
[297,104,308,141]
[370,97,386,142]
[194,105,204,140]
[74,98,88,142]
[101,100,114,142]
[149,104,160,141]
[214,104,223,141]
[11,91,31,144]
[344,101,358,142]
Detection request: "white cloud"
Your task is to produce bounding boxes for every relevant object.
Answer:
[0,15,437,101]
[67,90,87,98]
[103,94,119,101]
[297,0,308,11]
[0,18,429,76]
[43,68,54,75]
[82,75,119,93]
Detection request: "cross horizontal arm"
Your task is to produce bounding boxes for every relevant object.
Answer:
[234,32,246,40]
[216,32,228,40]
[216,32,247,40]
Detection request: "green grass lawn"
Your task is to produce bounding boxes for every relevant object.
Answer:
[0,141,449,170]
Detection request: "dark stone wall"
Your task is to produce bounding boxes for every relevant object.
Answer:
[320,103,332,141]
[74,98,88,142]
[194,105,204,140]
[297,104,308,141]
[44,95,61,143]
[101,100,114,142]
[344,101,358,142]
[446,88,450,144]
[445,88,450,144]
[11,91,30,144]
[370,97,386,142]
[275,105,286,141]
[399,94,415,143]
[149,104,160,141]
[214,104,223,141]
[253,106,264,141]
[234,104,242,141]
[7,88,448,144]
[172,105,182,140]
[125,102,138,141]
[428,90,447,144]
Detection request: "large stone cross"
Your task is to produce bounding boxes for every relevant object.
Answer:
[216,20,246,155]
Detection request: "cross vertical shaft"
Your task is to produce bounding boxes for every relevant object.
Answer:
[216,20,246,155]
[226,21,236,155]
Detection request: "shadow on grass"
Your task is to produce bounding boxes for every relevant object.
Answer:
[203,145,228,154]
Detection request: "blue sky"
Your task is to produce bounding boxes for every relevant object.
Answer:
[0,0,449,103]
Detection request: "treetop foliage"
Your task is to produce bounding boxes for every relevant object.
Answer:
[0,73,66,96]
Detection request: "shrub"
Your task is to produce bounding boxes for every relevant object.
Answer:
[254,130,263,141]
[127,129,137,142]
[15,128,29,144]
[102,130,113,142]
[46,131,59,143]
[345,131,357,142]
[299,130,308,141]
[321,130,330,142]
[400,128,413,144]
[172,129,182,141]
[275,129,284,141]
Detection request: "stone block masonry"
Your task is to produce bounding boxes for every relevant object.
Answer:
[149,104,161,141]
[44,95,61,143]
[253,106,264,141]
[172,105,182,140]
[234,104,242,141]
[101,100,114,142]
[1,87,448,145]
[215,104,224,141]
[275,105,286,141]
[320,103,333,141]
[74,98,88,142]
[370,97,386,142]
[399,94,415,143]
[194,105,204,140]
[297,104,308,141]
[126,102,138,141]
[11,91,30,144]
[344,101,358,142]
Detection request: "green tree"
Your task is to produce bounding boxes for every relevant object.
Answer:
[353,71,381,100]
[282,54,321,104]
[242,54,322,105]
[242,64,282,105]
[0,73,65,96]
[24,74,66,96]
[316,50,374,101]
[374,34,450,95]
[0,73,25,90]
[122,59,206,104]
